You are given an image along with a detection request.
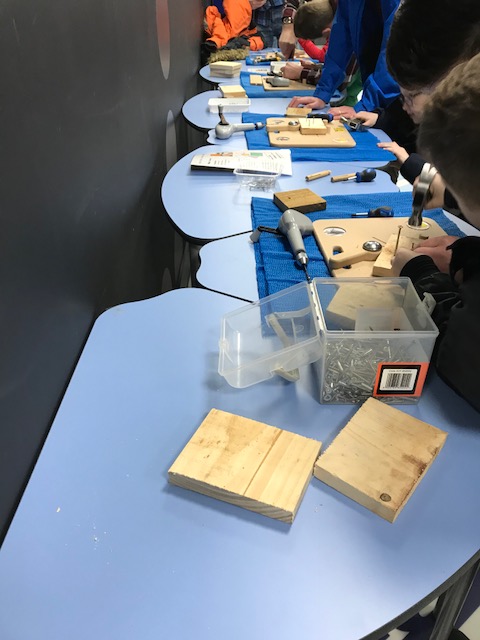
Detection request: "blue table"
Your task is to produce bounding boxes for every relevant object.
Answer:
[196,210,480,301]
[161,145,398,243]
[0,288,478,640]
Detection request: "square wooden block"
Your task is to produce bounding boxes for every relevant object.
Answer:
[169,408,322,523]
[274,188,327,214]
[285,107,312,117]
[220,85,246,98]
[314,398,447,522]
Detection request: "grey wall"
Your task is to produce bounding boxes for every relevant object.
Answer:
[0,0,204,543]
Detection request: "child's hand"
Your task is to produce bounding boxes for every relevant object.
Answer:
[328,106,357,120]
[355,111,379,127]
[414,236,460,273]
[300,60,315,69]
[391,248,418,276]
[282,62,302,80]
[288,96,326,109]
[377,141,409,164]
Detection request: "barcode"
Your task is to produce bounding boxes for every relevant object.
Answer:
[380,369,416,392]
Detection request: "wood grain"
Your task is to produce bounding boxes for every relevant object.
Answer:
[169,409,322,523]
[314,398,447,522]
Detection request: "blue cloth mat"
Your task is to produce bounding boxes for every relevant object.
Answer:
[240,71,315,98]
[242,113,396,163]
[251,192,466,299]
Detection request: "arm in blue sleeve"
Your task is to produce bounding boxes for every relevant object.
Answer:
[313,1,354,103]
[354,1,400,111]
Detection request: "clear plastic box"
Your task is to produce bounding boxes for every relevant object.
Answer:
[218,278,439,404]
[233,167,280,191]
[208,98,251,113]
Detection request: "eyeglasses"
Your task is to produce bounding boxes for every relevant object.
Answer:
[399,90,423,107]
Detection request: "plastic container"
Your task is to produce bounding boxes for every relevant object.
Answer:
[218,278,439,404]
[233,167,280,191]
[208,98,251,113]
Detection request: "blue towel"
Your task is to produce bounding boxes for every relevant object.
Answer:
[240,71,315,98]
[251,192,466,299]
[242,113,396,163]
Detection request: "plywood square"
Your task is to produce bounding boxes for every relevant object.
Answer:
[268,122,355,148]
[312,217,447,278]
[220,85,247,98]
[298,118,327,135]
[169,409,322,523]
[285,107,312,117]
[249,74,263,85]
[314,398,447,522]
[274,188,326,214]
[325,283,405,330]
[209,61,242,77]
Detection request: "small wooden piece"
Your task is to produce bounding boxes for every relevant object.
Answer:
[169,409,322,523]
[220,84,247,98]
[372,222,433,277]
[325,283,405,330]
[305,170,331,182]
[330,172,355,183]
[274,188,327,214]
[298,117,327,135]
[266,117,300,133]
[209,61,242,77]
[314,398,447,522]
[249,74,263,85]
[285,107,312,117]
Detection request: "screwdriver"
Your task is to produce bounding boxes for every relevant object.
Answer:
[331,168,377,183]
[351,206,394,218]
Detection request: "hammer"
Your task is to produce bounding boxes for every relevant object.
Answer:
[215,106,264,140]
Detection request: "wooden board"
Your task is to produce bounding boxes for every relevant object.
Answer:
[372,227,434,277]
[285,107,312,117]
[313,217,446,277]
[249,74,263,85]
[274,188,326,213]
[169,408,322,523]
[219,85,247,98]
[261,76,312,92]
[268,121,355,148]
[314,398,447,522]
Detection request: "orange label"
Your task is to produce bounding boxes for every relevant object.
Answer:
[373,362,430,398]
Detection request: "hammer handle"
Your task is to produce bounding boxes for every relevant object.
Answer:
[330,173,356,183]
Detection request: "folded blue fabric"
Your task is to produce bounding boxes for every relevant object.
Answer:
[240,71,315,98]
[251,192,466,299]
[242,113,396,162]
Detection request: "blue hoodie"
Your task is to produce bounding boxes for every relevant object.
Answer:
[313,0,400,111]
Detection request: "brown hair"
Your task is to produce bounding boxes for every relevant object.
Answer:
[294,0,334,40]
[418,53,480,208]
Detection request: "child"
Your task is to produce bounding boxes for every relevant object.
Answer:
[392,53,480,414]
[203,0,267,61]
[281,0,361,106]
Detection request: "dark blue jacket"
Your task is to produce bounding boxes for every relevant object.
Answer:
[313,0,400,111]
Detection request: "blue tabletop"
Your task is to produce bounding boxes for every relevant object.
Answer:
[0,288,479,640]
[161,145,398,242]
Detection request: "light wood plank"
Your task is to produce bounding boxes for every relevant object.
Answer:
[314,398,447,522]
[169,408,322,523]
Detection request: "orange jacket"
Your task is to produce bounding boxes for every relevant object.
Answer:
[204,0,264,51]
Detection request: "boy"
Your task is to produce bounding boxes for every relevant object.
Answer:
[392,53,480,413]
[281,0,361,106]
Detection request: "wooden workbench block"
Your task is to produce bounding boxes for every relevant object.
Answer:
[249,74,263,85]
[314,398,447,522]
[298,118,327,135]
[274,188,327,214]
[285,107,312,117]
[220,85,247,98]
[209,61,242,77]
[266,117,300,132]
[169,408,322,523]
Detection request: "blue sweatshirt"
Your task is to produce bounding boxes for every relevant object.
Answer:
[313,0,400,111]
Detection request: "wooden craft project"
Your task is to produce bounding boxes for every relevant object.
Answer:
[285,107,312,117]
[168,408,322,523]
[312,216,446,278]
[267,119,355,148]
[249,74,263,86]
[274,188,327,213]
[372,225,433,277]
[220,85,247,98]
[261,77,312,92]
[314,398,447,522]
[325,282,405,330]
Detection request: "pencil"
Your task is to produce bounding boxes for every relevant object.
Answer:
[305,170,331,182]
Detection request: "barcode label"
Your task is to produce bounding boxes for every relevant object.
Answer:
[380,369,416,391]
[373,363,429,397]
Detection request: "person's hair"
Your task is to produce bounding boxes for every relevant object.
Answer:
[386,0,480,90]
[294,0,334,40]
[418,53,480,209]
